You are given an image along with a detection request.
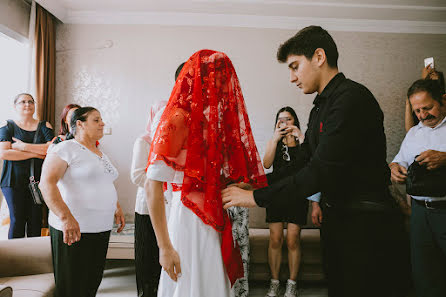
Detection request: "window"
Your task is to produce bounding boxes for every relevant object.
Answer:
[0,32,30,121]
[0,32,30,240]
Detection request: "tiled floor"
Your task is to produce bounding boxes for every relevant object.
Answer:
[97,260,328,297]
[250,282,327,297]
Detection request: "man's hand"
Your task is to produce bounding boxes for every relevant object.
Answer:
[311,202,323,227]
[159,246,182,282]
[221,186,257,209]
[390,162,407,184]
[228,182,253,191]
[416,150,446,170]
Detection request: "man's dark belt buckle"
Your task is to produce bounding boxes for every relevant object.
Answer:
[424,200,435,210]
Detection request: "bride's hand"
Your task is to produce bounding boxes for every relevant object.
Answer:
[159,246,182,282]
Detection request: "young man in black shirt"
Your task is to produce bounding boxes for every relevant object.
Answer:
[222,26,410,297]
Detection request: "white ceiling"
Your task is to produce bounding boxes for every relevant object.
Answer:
[35,0,446,34]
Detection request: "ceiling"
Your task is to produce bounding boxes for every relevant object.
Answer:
[35,0,446,34]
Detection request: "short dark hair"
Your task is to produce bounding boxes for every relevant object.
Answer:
[426,71,445,94]
[14,93,34,104]
[69,106,98,138]
[277,26,338,68]
[274,106,300,130]
[407,79,444,105]
[175,62,186,81]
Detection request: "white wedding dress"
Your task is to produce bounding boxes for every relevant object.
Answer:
[146,160,231,297]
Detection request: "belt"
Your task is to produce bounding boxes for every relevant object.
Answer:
[413,199,446,210]
[323,200,396,212]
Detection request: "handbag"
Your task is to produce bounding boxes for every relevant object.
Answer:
[28,121,44,205]
[406,156,446,197]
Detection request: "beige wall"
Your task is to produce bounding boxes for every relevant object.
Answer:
[0,0,30,41]
[55,24,446,220]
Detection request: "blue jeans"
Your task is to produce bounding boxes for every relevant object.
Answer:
[1,186,42,239]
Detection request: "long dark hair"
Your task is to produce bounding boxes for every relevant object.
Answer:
[59,104,81,135]
[274,106,300,130]
[67,107,98,140]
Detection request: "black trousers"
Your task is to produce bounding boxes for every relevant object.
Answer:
[134,213,161,297]
[50,226,110,297]
[320,207,411,297]
[1,186,41,239]
[410,200,446,297]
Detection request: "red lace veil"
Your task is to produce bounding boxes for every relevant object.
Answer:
[147,49,267,285]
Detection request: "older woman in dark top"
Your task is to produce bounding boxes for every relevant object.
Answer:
[0,93,54,238]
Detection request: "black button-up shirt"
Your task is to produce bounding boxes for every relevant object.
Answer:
[254,73,391,208]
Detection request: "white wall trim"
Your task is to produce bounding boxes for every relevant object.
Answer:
[0,24,29,44]
[64,11,446,34]
[193,0,446,11]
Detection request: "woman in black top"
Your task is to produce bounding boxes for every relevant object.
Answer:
[262,106,308,297]
[0,93,54,238]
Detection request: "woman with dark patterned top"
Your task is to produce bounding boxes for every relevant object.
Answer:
[0,93,54,239]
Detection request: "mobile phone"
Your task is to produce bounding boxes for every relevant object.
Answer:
[424,57,434,68]
[278,117,287,128]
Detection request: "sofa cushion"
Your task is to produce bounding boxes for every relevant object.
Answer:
[0,237,53,278]
[249,228,324,281]
[250,228,321,264]
[0,273,54,297]
[248,207,268,228]
[248,201,318,229]
[0,285,12,297]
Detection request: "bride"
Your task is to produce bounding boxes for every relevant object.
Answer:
[145,49,267,297]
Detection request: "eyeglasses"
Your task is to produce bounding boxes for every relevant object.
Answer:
[281,144,291,162]
[16,100,35,105]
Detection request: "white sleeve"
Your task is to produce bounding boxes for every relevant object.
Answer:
[150,107,165,139]
[146,160,183,183]
[392,133,410,169]
[47,141,74,165]
[306,192,321,202]
[130,138,149,187]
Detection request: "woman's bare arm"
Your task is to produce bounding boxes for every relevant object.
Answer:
[0,141,45,160]
[145,178,181,281]
[263,121,287,169]
[11,138,52,156]
[405,99,415,132]
[39,153,80,245]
